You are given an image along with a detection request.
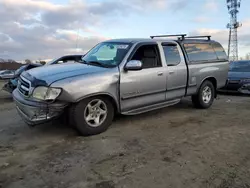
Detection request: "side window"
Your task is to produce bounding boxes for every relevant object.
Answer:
[184,43,217,62]
[162,44,181,66]
[131,45,161,69]
[212,42,228,60]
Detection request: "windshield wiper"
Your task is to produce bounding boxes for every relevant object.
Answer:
[87,61,105,67]
[84,61,114,68]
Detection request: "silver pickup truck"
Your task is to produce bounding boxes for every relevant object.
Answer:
[12,34,229,136]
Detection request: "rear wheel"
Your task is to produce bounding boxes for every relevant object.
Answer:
[192,80,215,109]
[70,96,114,136]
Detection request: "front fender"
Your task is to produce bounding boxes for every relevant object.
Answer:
[51,68,120,108]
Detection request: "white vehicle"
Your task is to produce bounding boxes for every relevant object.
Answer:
[0,70,15,79]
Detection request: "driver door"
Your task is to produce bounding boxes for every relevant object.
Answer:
[120,43,167,112]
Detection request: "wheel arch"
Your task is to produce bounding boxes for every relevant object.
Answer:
[74,92,119,113]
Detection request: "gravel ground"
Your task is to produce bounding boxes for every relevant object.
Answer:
[1,81,250,188]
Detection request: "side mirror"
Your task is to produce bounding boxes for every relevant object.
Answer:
[124,60,142,71]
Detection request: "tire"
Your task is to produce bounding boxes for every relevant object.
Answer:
[192,80,215,109]
[70,96,114,136]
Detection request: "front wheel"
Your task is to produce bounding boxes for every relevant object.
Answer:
[70,96,114,136]
[192,80,215,109]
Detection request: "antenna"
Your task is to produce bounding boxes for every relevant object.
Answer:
[226,0,242,61]
[75,28,80,52]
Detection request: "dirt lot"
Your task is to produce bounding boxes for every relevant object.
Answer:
[1,80,250,188]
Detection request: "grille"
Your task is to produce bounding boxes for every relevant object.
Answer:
[18,76,31,96]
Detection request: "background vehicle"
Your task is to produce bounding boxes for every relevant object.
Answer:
[221,60,250,94]
[0,70,15,80]
[2,55,83,93]
[46,55,83,65]
[13,34,229,136]
[2,63,41,93]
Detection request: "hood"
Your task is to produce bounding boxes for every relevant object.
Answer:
[22,63,109,85]
[228,71,250,80]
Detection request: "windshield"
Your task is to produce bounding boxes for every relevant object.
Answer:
[15,65,27,75]
[229,61,250,72]
[82,42,132,67]
[46,58,59,65]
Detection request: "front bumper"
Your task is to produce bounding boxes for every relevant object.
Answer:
[12,89,68,126]
[238,83,250,94]
[220,80,250,94]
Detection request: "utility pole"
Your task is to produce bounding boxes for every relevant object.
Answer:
[226,0,242,61]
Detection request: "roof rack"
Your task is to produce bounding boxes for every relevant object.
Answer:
[183,35,211,40]
[150,34,187,40]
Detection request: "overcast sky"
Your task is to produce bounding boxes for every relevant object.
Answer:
[0,0,249,61]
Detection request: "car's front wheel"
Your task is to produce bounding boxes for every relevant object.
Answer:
[70,96,114,136]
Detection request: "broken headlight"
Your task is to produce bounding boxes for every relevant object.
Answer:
[32,86,62,101]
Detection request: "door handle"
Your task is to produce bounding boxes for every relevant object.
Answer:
[169,71,175,74]
[157,72,163,76]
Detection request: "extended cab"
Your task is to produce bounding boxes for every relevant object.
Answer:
[12,34,229,136]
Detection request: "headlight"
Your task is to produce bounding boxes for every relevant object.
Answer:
[32,86,62,101]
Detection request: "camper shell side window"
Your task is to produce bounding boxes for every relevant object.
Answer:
[182,41,228,63]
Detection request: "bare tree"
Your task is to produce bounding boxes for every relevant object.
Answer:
[7,59,16,63]
[37,60,46,65]
[25,59,32,64]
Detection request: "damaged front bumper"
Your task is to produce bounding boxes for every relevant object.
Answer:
[238,83,250,94]
[2,79,17,93]
[12,89,68,126]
